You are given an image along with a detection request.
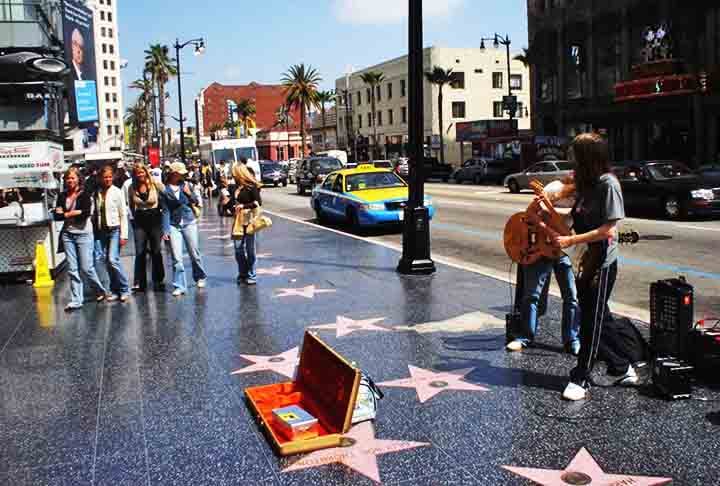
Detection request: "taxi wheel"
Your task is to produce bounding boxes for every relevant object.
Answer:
[314,201,327,223]
[347,208,360,230]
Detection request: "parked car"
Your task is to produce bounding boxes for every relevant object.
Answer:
[422,157,453,182]
[311,163,435,228]
[697,163,720,187]
[453,158,511,185]
[259,162,288,187]
[504,160,575,193]
[615,160,720,219]
[296,156,344,195]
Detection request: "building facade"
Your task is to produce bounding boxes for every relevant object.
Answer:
[308,107,338,152]
[335,47,531,165]
[527,0,719,165]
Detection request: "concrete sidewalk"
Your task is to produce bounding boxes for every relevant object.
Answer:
[0,209,716,485]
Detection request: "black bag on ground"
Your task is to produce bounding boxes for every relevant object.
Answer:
[597,315,649,372]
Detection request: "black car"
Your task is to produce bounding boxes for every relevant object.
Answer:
[259,162,287,187]
[615,160,720,219]
[296,157,344,195]
[421,157,453,182]
[697,163,720,187]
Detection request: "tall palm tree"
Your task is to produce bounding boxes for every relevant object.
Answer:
[125,101,147,153]
[274,104,294,160]
[234,98,257,137]
[514,47,532,124]
[144,44,177,154]
[424,66,454,165]
[282,64,321,158]
[360,71,385,159]
[129,78,153,150]
[316,90,335,150]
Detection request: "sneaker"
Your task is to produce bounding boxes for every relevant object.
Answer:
[246,277,257,285]
[614,364,639,386]
[567,341,581,356]
[96,294,106,303]
[172,288,185,297]
[105,294,119,302]
[506,340,527,352]
[197,279,207,288]
[119,294,130,303]
[64,303,82,312]
[132,286,145,293]
[562,381,589,401]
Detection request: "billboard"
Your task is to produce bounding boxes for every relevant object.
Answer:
[0,142,64,175]
[455,120,519,142]
[62,0,99,125]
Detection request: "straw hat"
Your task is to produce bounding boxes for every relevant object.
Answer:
[168,162,188,175]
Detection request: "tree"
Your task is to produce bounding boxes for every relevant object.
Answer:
[360,71,385,159]
[424,66,454,165]
[144,44,177,154]
[274,104,294,160]
[125,101,147,153]
[514,47,533,124]
[234,98,257,137]
[282,64,321,158]
[223,120,236,138]
[209,123,223,141]
[316,90,335,150]
[129,78,153,151]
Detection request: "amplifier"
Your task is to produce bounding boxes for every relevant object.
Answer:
[650,278,694,358]
[652,357,693,400]
[688,328,720,383]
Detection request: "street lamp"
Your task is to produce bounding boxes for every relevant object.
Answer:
[173,37,205,165]
[480,33,516,121]
[398,0,435,275]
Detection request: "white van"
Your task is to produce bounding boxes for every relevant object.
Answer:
[315,150,348,166]
[199,138,261,179]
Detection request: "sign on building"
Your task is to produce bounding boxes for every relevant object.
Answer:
[455,120,519,142]
[61,0,99,125]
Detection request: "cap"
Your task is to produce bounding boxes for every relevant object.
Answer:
[168,162,188,175]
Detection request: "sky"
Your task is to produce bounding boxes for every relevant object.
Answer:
[118,0,528,129]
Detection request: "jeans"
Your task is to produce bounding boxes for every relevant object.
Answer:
[234,233,256,279]
[168,221,207,291]
[94,227,129,296]
[519,255,580,346]
[133,217,165,289]
[63,231,107,306]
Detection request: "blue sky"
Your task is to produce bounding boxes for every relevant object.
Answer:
[118,0,528,129]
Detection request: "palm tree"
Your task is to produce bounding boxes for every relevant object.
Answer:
[223,120,236,138]
[129,78,153,150]
[274,104,294,160]
[360,71,385,159]
[424,66,454,165]
[209,123,223,141]
[234,98,257,137]
[125,101,147,153]
[144,44,177,154]
[514,47,532,124]
[316,90,335,150]
[282,64,321,158]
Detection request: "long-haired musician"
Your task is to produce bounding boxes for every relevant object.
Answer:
[546,133,638,401]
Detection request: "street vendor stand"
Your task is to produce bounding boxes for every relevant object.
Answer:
[0,141,66,278]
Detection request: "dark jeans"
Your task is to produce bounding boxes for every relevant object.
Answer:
[570,261,628,385]
[133,215,165,289]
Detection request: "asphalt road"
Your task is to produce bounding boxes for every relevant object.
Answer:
[258,182,720,320]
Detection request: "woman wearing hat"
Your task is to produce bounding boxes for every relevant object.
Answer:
[161,162,208,296]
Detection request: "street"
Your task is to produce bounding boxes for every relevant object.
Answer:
[261,182,720,320]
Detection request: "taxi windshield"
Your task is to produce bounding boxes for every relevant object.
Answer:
[346,172,406,191]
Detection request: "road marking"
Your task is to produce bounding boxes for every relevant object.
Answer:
[433,199,475,207]
[264,209,650,323]
[675,224,720,233]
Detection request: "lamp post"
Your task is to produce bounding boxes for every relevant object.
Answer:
[398,0,435,275]
[173,37,205,165]
[480,33,516,120]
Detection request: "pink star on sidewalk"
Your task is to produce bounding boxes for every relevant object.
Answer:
[274,285,336,299]
[256,265,298,276]
[230,347,299,379]
[282,421,429,483]
[310,315,389,338]
[502,447,672,486]
[379,365,488,403]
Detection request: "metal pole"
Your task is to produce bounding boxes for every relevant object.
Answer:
[194,98,200,149]
[398,0,435,275]
[175,40,186,165]
[505,36,514,121]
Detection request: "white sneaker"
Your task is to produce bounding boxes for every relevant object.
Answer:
[505,340,526,352]
[562,382,589,401]
[615,365,639,386]
[172,288,185,297]
[197,279,207,288]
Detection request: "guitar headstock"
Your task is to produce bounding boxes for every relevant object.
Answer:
[529,179,545,196]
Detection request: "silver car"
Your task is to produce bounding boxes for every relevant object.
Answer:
[503,160,575,193]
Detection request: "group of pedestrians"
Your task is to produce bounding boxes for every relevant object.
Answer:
[55,158,263,311]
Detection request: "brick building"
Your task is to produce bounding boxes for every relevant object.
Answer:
[528,0,719,165]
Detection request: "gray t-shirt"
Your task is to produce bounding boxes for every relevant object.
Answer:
[572,173,625,267]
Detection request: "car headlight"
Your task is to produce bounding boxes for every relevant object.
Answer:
[691,189,714,200]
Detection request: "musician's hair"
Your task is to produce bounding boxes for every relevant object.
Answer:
[569,133,612,198]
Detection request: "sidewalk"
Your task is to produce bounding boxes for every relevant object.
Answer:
[0,210,716,485]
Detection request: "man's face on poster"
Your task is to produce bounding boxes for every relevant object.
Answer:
[72,29,84,66]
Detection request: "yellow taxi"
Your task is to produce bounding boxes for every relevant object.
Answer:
[310,164,435,227]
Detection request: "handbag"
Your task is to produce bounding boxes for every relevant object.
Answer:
[246,214,272,235]
[232,206,272,238]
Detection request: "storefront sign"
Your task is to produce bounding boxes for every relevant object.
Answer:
[456,120,518,142]
[0,172,57,189]
[615,74,697,102]
[0,142,64,174]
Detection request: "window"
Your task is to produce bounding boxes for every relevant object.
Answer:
[377,111,382,126]
[387,82,393,99]
[107,0,112,6]
[366,88,371,104]
[112,93,117,103]
[492,72,503,89]
[474,68,484,74]
[103,60,108,69]
[376,85,381,101]
[109,45,114,54]
[108,28,113,38]
[107,126,112,135]
[401,106,407,123]
[108,12,113,21]
[104,76,109,86]
[106,109,111,118]
[113,109,118,119]
[450,72,465,89]
[358,114,362,128]
[510,74,523,91]
[400,79,406,97]
[451,102,466,119]
[105,93,110,102]
[111,77,116,87]
[388,109,393,125]
[102,44,107,54]
[493,101,504,117]
[100,11,105,20]
[367,113,372,127]
[357,92,361,106]
[110,61,115,70]
[339,116,343,128]
[101,27,106,36]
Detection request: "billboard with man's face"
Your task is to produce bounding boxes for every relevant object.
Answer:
[62,0,99,125]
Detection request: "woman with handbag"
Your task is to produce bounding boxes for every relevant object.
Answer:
[231,163,262,285]
[54,167,108,311]
[128,163,166,292]
[161,162,208,296]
